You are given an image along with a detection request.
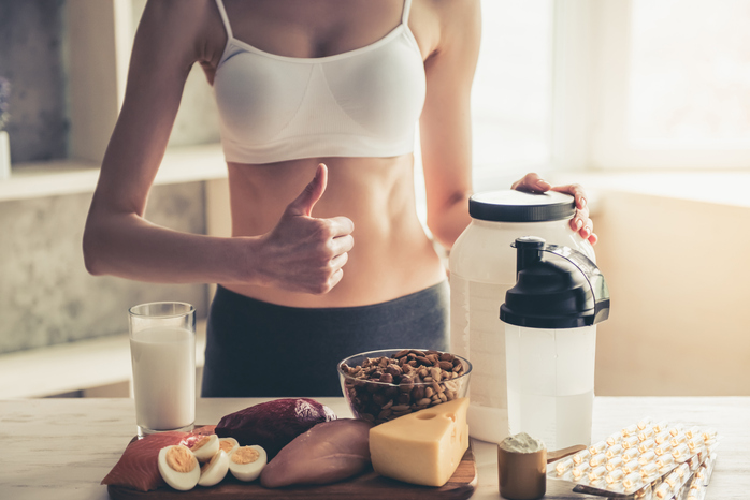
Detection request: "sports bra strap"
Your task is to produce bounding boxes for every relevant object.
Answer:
[402,0,413,24]
[215,0,234,40]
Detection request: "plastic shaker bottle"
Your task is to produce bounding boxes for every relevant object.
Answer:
[501,236,610,450]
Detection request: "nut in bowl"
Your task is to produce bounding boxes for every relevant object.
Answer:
[338,349,472,425]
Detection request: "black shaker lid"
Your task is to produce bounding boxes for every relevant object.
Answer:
[500,237,610,329]
[469,190,575,222]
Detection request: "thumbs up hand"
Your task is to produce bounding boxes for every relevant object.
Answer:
[255,164,355,294]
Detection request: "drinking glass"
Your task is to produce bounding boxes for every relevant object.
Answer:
[129,302,196,438]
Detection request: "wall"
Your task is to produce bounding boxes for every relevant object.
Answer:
[0,181,209,354]
[0,1,222,355]
[0,0,220,165]
[591,190,750,396]
[0,0,68,163]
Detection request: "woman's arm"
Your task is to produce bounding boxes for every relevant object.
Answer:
[418,0,480,250]
[83,0,353,293]
[419,1,597,248]
[83,0,243,284]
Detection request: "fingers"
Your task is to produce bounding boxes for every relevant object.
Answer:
[322,230,353,279]
[328,216,355,237]
[547,183,595,243]
[568,203,589,230]
[567,205,594,242]
[511,175,598,245]
[329,251,349,272]
[314,253,348,294]
[330,232,355,256]
[511,173,551,193]
[326,267,345,293]
[287,163,328,217]
[550,183,587,210]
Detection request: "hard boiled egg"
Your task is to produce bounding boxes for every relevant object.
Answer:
[190,435,220,461]
[218,437,239,456]
[198,450,230,487]
[229,445,267,482]
[157,444,200,491]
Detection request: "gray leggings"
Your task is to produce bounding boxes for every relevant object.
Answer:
[201,281,449,397]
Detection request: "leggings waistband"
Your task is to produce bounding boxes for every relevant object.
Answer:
[201,281,449,397]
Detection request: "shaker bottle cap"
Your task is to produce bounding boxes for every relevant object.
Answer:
[469,190,575,222]
[500,237,610,329]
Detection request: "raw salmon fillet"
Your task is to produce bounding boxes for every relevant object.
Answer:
[102,426,216,491]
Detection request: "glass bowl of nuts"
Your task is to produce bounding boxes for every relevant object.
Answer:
[337,348,472,425]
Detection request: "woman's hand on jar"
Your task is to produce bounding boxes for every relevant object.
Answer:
[255,164,355,294]
[511,173,597,245]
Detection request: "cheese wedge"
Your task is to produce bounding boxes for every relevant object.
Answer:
[369,398,469,487]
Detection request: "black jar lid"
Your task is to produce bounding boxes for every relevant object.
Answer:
[500,237,610,329]
[469,190,575,222]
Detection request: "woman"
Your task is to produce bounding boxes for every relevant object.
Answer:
[83,0,596,397]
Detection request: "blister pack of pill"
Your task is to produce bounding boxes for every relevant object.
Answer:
[548,417,719,499]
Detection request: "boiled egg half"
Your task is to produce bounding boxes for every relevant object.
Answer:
[157,444,200,490]
[189,434,220,461]
[229,444,266,482]
[198,450,230,487]
[218,437,239,456]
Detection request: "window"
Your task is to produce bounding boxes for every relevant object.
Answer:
[466,0,750,175]
[472,0,554,186]
[415,0,554,225]
[630,0,750,148]
[591,0,750,169]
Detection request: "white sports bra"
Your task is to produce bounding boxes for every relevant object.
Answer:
[213,0,426,164]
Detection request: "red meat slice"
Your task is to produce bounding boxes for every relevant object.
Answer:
[102,426,217,491]
[216,398,336,459]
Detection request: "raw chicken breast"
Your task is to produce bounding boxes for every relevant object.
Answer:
[260,419,373,488]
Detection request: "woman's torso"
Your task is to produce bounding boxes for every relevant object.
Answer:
[206,0,445,308]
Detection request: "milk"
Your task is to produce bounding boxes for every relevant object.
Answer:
[130,326,195,432]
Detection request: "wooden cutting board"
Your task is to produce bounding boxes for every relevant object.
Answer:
[108,445,477,500]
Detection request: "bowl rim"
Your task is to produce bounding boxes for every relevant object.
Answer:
[337,348,473,387]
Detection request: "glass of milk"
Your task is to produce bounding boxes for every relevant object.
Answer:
[128,302,196,438]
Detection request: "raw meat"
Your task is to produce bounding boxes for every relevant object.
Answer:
[260,419,373,488]
[216,398,336,459]
[102,426,216,491]
[102,431,188,491]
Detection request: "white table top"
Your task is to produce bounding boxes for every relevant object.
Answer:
[0,397,747,499]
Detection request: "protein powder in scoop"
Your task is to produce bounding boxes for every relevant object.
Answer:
[498,432,547,500]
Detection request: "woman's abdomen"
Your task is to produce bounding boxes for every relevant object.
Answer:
[221,155,446,307]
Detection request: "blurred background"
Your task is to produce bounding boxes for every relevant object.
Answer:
[0,0,748,398]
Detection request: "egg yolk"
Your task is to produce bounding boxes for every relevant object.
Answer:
[219,440,235,454]
[167,445,198,473]
[232,447,260,465]
[191,436,211,452]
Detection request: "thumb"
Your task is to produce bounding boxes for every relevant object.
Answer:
[287,163,328,217]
